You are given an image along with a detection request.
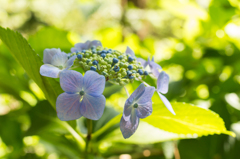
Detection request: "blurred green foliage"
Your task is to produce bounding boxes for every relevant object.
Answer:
[0,0,240,158]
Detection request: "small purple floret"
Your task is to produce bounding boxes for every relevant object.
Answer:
[56,70,106,121]
[40,48,76,78]
[120,83,155,139]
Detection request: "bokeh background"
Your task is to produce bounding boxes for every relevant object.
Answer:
[0,0,240,158]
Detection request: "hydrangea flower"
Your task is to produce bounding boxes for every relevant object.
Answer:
[157,71,175,115]
[125,47,161,77]
[56,70,106,121]
[71,40,102,53]
[120,83,155,138]
[40,48,76,78]
[125,46,148,67]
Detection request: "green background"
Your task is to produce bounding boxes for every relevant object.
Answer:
[0,0,240,158]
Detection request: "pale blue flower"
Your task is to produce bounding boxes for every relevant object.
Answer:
[120,83,155,138]
[71,40,102,53]
[125,46,161,77]
[147,57,162,78]
[40,48,76,78]
[157,71,175,115]
[56,70,106,121]
[125,46,148,67]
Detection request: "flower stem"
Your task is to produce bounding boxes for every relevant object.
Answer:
[139,79,151,87]
[85,119,93,153]
[123,86,130,97]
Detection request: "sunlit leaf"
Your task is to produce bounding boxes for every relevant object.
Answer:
[143,102,235,137]
[0,27,63,108]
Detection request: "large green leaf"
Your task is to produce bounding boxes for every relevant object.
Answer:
[0,27,63,108]
[28,27,73,58]
[143,102,235,137]
[101,121,194,144]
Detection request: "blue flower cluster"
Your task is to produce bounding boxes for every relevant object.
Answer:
[40,40,175,138]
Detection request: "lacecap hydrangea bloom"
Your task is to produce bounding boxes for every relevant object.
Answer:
[39,40,175,138]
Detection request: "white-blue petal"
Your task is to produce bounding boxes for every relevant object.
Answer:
[71,41,91,52]
[137,86,155,104]
[157,71,169,94]
[51,52,68,67]
[40,64,61,78]
[59,70,83,93]
[120,111,139,139]
[128,83,145,104]
[136,101,152,119]
[90,40,102,47]
[83,71,105,96]
[43,48,61,64]
[56,93,82,121]
[80,94,106,120]
[136,58,148,68]
[122,99,133,121]
[158,92,176,115]
[65,55,77,69]
[125,46,135,57]
[149,61,162,78]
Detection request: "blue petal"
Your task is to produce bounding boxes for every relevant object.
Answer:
[136,101,152,119]
[157,71,169,94]
[83,71,105,96]
[65,55,77,69]
[137,86,155,104]
[149,61,162,78]
[56,93,82,121]
[120,111,139,139]
[59,70,83,93]
[51,52,68,67]
[125,46,135,57]
[122,99,133,121]
[80,94,106,120]
[158,92,176,115]
[151,56,154,62]
[71,41,91,52]
[128,83,145,104]
[89,40,102,48]
[43,48,61,64]
[40,64,61,78]
[136,58,148,68]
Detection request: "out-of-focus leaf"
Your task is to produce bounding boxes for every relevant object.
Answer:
[101,121,195,144]
[28,27,73,58]
[0,27,63,108]
[143,102,235,137]
[0,116,23,158]
[25,100,56,136]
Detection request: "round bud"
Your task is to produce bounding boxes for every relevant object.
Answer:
[101,53,106,59]
[86,59,91,64]
[112,58,119,63]
[92,60,98,65]
[137,69,143,75]
[128,65,133,70]
[90,66,97,71]
[144,71,149,75]
[128,56,134,62]
[77,54,83,60]
[118,55,123,60]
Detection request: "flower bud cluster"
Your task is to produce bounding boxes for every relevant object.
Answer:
[70,46,148,85]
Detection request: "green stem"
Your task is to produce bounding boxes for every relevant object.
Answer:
[85,119,93,153]
[57,120,85,151]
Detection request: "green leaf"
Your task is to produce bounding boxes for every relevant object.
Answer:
[143,102,235,137]
[101,121,194,144]
[0,27,63,108]
[28,27,73,58]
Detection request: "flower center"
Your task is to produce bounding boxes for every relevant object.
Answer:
[79,90,85,96]
[58,66,64,69]
[133,103,138,108]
